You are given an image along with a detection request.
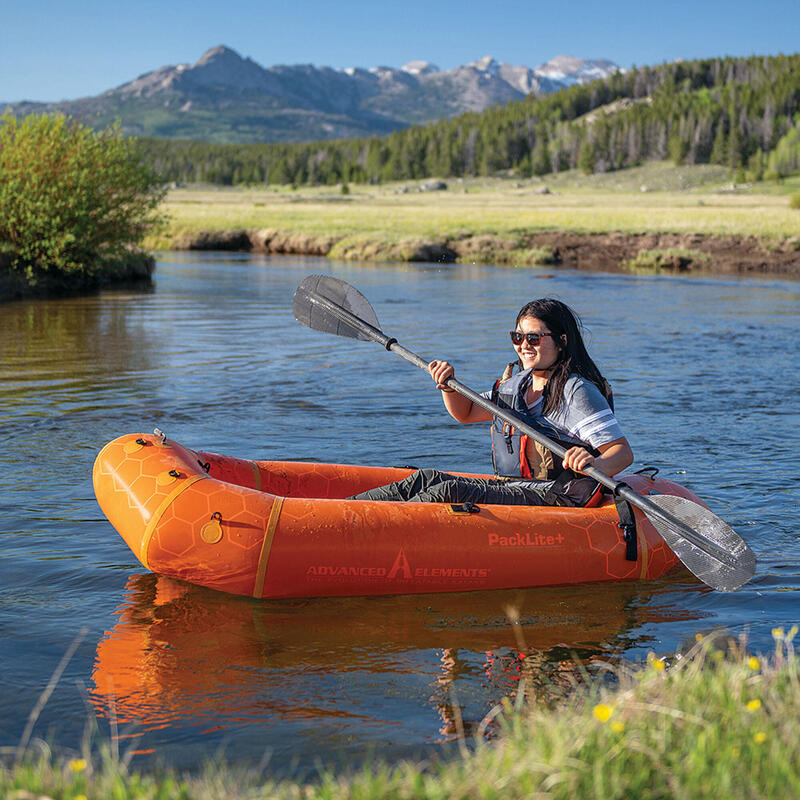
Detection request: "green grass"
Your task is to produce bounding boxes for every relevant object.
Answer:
[4,630,799,799]
[536,161,734,192]
[624,247,713,272]
[144,164,800,251]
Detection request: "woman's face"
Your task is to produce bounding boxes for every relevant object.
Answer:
[513,315,562,372]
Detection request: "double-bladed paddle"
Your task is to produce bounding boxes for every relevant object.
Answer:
[293,274,757,592]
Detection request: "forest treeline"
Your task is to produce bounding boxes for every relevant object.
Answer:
[138,53,800,186]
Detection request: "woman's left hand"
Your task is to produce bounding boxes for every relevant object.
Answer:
[562,447,595,475]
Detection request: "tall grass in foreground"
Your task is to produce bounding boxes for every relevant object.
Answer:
[3,629,798,799]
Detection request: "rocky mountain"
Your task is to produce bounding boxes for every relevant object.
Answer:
[4,46,620,143]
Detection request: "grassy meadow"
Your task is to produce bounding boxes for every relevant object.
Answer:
[4,632,799,799]
[145,163,800,251]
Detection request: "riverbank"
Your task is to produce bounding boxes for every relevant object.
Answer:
[0,250,155,302]
[147,166,800,277]
[170,227,800,276]
[5,633,798,799]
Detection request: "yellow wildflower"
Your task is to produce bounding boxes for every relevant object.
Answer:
[772,627,784,640]
[647,653,666,671]
[611,721,625,733]
[748,656,761,671]
[754,731,767,744]
[593,703,613,723]
[695,633,704,643]
[69,758,87,773]
[746,699,762,712]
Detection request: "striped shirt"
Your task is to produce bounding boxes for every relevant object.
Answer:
[483,373,624,449]
[534,374,624,448]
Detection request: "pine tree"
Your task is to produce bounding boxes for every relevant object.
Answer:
[578,139,596,175]
[710,119,728,165]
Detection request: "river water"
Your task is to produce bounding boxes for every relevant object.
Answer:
[1,253,798,774]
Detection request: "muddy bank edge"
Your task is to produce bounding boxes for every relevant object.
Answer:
[172,228,800,277]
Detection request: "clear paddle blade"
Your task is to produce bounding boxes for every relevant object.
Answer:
[293,275,381,341]
[646,494,757,592]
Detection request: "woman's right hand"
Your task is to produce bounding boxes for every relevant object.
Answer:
[429,360,455,392]
[428,360,490,423]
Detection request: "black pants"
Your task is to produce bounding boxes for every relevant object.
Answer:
[349,468,550,506]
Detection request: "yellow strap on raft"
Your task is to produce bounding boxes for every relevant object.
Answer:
[253,496,284,598]
[140,474,207,569]
[250,460,262,491]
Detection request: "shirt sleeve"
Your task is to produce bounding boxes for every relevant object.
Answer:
[556,377,625,448]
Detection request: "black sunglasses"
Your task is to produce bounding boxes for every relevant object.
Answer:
[510,331,554,346]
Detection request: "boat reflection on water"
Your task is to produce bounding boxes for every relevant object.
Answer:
[90,573,704,748]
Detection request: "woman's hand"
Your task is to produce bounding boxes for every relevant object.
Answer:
[563,438,634,478]
[429,360,455,393]
[428,360,493,424]
[562,446,595,475]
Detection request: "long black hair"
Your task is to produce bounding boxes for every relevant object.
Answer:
[513,298,609,415]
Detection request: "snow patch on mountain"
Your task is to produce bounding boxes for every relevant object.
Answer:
[534,55,621,86]
[401,60,440,75]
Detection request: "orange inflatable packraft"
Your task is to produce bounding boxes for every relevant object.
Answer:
[93,432,688,599]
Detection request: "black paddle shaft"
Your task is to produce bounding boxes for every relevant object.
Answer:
[301,287,740,569]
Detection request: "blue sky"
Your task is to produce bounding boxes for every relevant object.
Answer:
[2,0,799,102]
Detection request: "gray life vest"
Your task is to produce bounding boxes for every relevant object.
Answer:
[489,369,606,480]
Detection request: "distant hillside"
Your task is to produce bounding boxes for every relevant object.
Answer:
[3,46,620,143]
[136,52,800,186]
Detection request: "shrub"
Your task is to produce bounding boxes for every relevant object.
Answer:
[625,247,712,272]
[789,192,800,210]
[0,112,165,282]
[507,246,558,266]
[767,127,800,180]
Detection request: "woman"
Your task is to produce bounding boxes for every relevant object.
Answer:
[350,298,633,507]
